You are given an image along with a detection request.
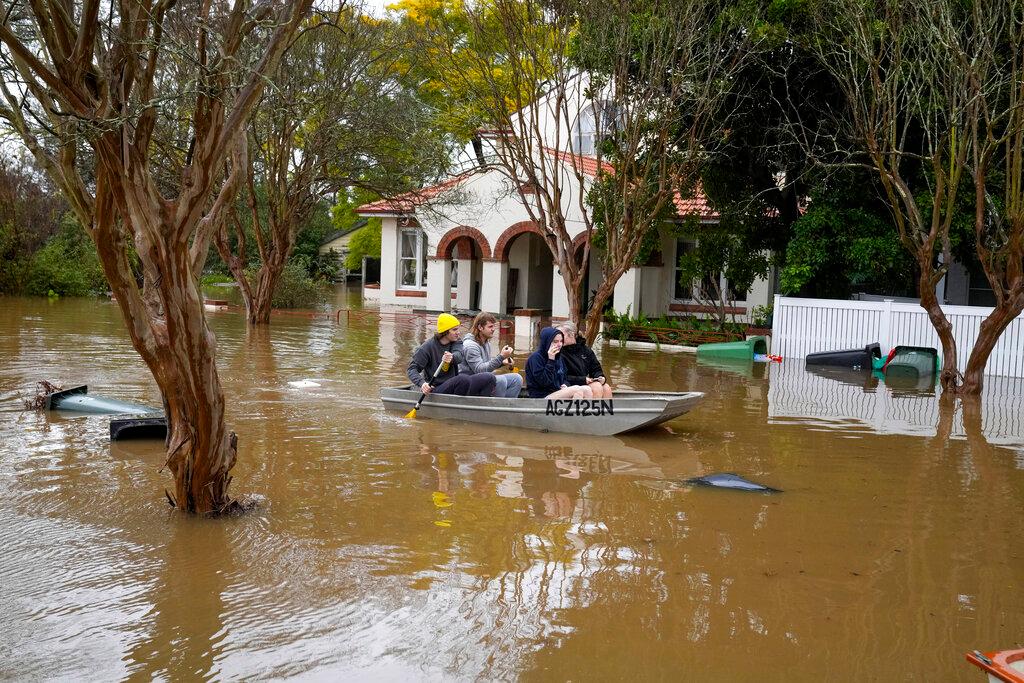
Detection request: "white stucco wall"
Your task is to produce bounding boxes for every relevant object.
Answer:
[361,75,779,319]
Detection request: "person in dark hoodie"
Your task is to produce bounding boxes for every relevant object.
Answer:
[524,327,594,399]
[556,320,612,398]
[408,313,496,397]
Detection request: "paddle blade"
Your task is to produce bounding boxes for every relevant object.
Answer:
[405,408,418,419]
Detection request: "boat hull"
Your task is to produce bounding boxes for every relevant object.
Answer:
[381,387,704,436]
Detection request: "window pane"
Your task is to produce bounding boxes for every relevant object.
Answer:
[674,240,694,299]
[401,231,416,258]
[728,281,748,302]
[400,258,416,286]
[700,273,718,300]
[419,233,428,287]
[674,276,692,300]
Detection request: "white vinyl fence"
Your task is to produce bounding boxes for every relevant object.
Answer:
[773,295,1024,378]
[767,362,1024,457]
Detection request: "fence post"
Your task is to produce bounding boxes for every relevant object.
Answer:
[772,294,782,356]
[880,299,893,351]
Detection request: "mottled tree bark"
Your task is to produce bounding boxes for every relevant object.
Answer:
[0,1,313,513]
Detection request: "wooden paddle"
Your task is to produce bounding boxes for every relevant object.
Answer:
[405,360,446,418]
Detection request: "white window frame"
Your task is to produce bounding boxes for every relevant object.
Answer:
[671,238,747,304]
[398,227,428,290]
[574,106,596,156]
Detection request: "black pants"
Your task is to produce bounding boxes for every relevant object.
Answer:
[435,373,496,397]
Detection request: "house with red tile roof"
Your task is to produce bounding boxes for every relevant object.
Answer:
[356,97,775,323]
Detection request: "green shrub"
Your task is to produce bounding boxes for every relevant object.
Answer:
[25,215,106,297]
[751,304,773,328]
[0,222,31,294]
[602,309,746,346]
[201,272,235,286]
[262,259,327,309]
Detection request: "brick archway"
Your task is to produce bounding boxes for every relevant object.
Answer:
[571,231,589,256]
[491,221,548,262]
[435,226,491,260]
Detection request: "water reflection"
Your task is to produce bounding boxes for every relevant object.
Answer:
[413,420,705,509]
[124,519,234,682]
[767,361,1024,458]
[696,355,768,380]
[3,296,1024,680]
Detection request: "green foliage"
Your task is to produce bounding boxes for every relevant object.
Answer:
[24,214,106,297]
[676,218,772,303]
[391,0,559,142]
[330,188,377,231]
[292,202,339,283]
[200,273,235,286]
[779,177,917,298]
[603,307,746,347]
[258,259,328,309]
[344,223,382,271]
[587,173,673,267]
[750,304,773,327]
[331,188,382,272]
[0,222,31,293]
[308,252,341,283]
[0,154,67,294]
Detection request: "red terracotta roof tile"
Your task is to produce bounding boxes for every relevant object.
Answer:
[545,148,718,219]
[355,173,476,215]
[543,147,611,177]
[673,189,719,220]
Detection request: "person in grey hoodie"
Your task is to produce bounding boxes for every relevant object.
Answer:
[459,312,523,398]
[407,313,495,397]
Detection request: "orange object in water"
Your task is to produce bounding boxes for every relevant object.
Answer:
[966,648,1024,682]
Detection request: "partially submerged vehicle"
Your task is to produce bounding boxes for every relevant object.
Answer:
[44,385,166,440]
[381,387,704,436]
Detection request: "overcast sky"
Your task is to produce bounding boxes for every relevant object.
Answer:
[360,0,395,18]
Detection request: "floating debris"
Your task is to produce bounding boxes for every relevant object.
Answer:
[45,385,154,415]
[110,413,167,441]
[685,472,780,493]
[24,380,62,410]
[287,379,322,388]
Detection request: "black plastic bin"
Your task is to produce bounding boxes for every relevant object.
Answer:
[805,343,881,370]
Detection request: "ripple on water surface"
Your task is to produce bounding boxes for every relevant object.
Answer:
[1,296,1023,681]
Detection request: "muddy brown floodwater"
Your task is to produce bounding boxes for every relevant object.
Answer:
[1,292,1022,680]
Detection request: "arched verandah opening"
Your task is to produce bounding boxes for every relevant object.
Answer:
[425,226,490,312]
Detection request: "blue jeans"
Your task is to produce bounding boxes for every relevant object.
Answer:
[495,372,523,398]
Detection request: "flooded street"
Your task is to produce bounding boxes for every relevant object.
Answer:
[1,293,1022,681]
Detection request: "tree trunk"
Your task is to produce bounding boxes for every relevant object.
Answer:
[99,218,238,514]
[959,298,1024,395]
[247,263,283,326]
[917,271,959,392]
[584,276,618,347]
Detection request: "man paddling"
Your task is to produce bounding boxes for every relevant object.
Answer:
[408,313,496,397]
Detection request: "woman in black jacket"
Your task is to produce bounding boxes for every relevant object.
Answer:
[556,321,612,398]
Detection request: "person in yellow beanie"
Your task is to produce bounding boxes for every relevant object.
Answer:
[406,313,496,397]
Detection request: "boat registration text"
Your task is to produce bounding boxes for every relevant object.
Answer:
[544,399,614,416]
